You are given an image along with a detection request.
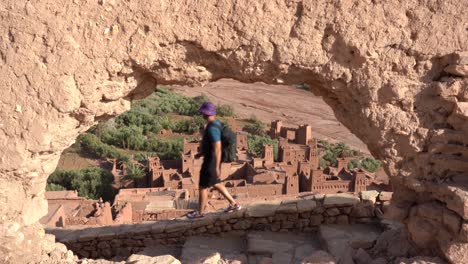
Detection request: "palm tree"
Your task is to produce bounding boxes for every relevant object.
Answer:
[124,162,146,180]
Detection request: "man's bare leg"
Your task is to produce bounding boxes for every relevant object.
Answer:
[198,187,209,215]
[213,183,236,205]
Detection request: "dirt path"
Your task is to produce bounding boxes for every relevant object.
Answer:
[173,79,369,154]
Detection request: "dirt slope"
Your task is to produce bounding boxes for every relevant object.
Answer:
[174,79,370,153]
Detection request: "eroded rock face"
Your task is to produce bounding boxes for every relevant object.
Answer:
[0,0,467,262]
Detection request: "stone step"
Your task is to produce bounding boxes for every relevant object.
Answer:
[318,224,383,263]
[246,231,322,264]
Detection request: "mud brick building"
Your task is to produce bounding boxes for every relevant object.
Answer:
[40,191,116,228]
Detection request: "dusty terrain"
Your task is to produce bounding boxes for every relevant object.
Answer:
[1,0,467,263]
[174,79,370,153]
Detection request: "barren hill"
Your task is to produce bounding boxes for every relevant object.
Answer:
[174,79,370,153]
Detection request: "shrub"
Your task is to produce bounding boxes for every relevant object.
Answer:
[144,138,183,160]
[243,116,266,136]
[115,110,164,134]
[347,157,381,172]
[347,159,362,170]
[174,116,205,134]
[361,158,381,172]
[139,88,209,116]
[46,183,66,191]
[217,104,235,117]
[78,133,124,159]
[101,126,146,150]
[47,167,117,201]
[247,135,278,160]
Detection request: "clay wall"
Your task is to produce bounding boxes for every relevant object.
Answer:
[236,132,248,150]
[42,205,66,228]
[269,120,283,139]
[210,184,284,199]
[296,125,312,145]
[262,144,274,165]
[280,127,297,141]
[311,181,353,194]
[279,146,307,164]
[183,140,200,155]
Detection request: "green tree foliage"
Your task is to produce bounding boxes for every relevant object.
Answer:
[133,152,157,165]
[133,87,209,116]
[247,135,278,160]
[347,158,381,172]
[46,183,66,191]
[47,167,116,201]
[317,139,381,172]
[243,116,266,136]
[361,158,381,172]
[173,116,205,134]
[101,126,146,150]
[144,138,183,160]
[78,133,125,159]
[125,162,146,180]
[115,110,164,134]
[347,159,362,170]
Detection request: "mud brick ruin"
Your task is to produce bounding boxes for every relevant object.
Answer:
[43,121,387,228]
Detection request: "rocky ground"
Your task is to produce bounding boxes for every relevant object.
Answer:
[59,224,446,264]
[173,79,370,154]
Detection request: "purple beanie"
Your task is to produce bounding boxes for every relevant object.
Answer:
[198,102,216,116]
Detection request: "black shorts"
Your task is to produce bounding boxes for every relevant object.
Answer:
[199,157,220,188]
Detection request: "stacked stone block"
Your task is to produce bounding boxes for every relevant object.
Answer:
[50,193,388,259]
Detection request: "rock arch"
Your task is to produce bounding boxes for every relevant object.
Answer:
[0,0,467,262]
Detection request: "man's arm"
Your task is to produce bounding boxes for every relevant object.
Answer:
[213,141,222,178]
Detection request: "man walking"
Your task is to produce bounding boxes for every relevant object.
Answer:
[187,102,241,219]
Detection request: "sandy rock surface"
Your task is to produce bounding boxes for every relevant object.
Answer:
[1,0,467,262]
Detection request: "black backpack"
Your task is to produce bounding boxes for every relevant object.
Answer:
[210,122,237,162]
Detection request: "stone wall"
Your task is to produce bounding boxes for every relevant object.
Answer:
[49,193,383,260]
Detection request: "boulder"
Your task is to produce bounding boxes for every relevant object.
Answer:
[383,203,410,221]
[440,241,468,264]
[395,256,446,264]
[378,192,393,202]
[353,248,372,264]
[246,202,280,217]
[165,221,190,233]
[310,215,324,226]
[371,227,415,259]
[360,191,379,204]
[324,194,360,208]
[442,51,468,65]
[127,254,181,264]
[319,225,382,261]
[247,233,294,254]
[272,252,293,264]
[258,257,273,264]
[442,208,462,234]
[326,208,341,217]
[276,203,298,214]
[300,250,336,264]
[407,215,438,248]
[336,215,349,225]
[297,200,318,213]
[201,252,221,264]
[458,223,468,242]
[444,64,468,77]
[350,203,374,218]
[232,220,252,230]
